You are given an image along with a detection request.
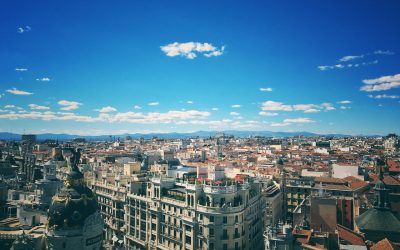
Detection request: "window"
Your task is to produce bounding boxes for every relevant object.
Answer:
[185,236,191,244]
[235,215,238,223]
[209,216,214,222]
[223,243,227,250]
[210,242,214,250]
[223,216,227,223]
[210,228,214,236]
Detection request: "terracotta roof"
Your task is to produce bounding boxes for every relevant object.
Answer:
[370,174,400,186]
[315,177,346,184]
[343,176,369,190]
[387,160,400,173]
[371,238,399,250]
[337,224,365,246]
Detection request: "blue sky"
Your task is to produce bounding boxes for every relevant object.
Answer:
[1,1,399,135]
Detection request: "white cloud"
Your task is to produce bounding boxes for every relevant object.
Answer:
[374,50,395,55]
[261,101,293,111]
[110,110,210,124]
[6,88,33,95]
[319,50,394,71]
[36,77,50,82]
[320,102,336,111]
[260,87,273,92]
[338,100,352,104]
[368,94,399,99]
[271,122,290,127]
[187,101,194,104]
[283,118,315,124]
[318,61,378,71]
[360,73,400,92]
[97,106,117,113]
[134,105,142,109]
[293,104,319,111]
[259,111,278,116]
[211,107,219,111]
[340,106,350,110]
[160,42,224,59]
[231,104,241,108]
[261,101,336,114]
[339,55,363,62]
[15,68,28,72]
[58,100,82,111]
[304,109,320,113]
[148,102,159,106]
[230,112,240,116]
[4,105,16,108]
[29,104,50,110]
[0,108,212,125]
[17,26,31,34]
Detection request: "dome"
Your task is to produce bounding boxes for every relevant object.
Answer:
[47,149,98,230]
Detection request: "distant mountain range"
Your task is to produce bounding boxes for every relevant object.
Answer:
[0,130,365,141]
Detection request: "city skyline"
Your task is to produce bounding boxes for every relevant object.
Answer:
[1,1,400,136]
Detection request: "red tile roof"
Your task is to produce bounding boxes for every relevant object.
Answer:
[343,176,369,190]
[370,174,400,186]
[388,160,400,173]
[370,238,399,250]
[337,224,365,246]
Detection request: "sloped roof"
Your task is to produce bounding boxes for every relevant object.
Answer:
[337,224,365,246]
[370,238,399,250]
[356,208,400,233]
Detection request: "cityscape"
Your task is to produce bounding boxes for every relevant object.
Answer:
[1,1,400,250]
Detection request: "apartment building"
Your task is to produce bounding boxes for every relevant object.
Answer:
[125,175,265,250]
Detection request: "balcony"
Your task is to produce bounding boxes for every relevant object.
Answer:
[197,203,245,214]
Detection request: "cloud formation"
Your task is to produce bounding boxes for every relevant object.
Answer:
[58,100,82,110]
[318,50,394,71]
[29,104,50,110]
[15,68,28,72]
[6,88,33,95]
[259,111,278,116]
[339,55,364,62]
[97,106,117,113]
[36,77,51,82]
[318,60,378,71]
[261,101,335,113]
[160,42,225,59]
[148,102,159,106]
[231,104,241,108]
[17,26,31,33]
[374,50,395,55]
[260,87,273,92]
[368,94,399,99]
[270,117,315,127]
[360,73,400,92]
